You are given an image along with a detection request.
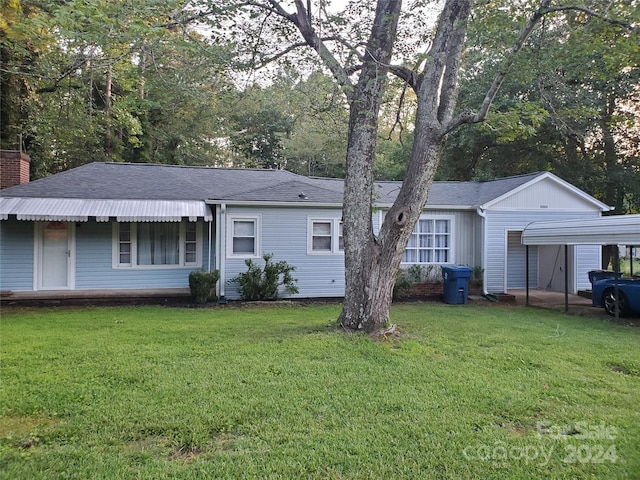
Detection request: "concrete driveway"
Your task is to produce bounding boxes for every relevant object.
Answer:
[507,288,622,320]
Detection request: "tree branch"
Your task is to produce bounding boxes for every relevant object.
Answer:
[153,8,220,29]
[227,1,354,96]
[444,1,637,134]
[388,65,421,89]
[444,0,553,133]
[253,41,309,67]
[253,35,362,69]
[287,0,355,98]
[34,46,136,94]
[541,5,637,31]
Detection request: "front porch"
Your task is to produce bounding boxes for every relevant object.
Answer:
[1,288,192,306]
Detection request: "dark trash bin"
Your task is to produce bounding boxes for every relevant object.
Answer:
[441,265,473,305]
[588,270,623,285]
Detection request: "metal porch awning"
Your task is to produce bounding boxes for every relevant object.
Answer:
[0,197,213,222]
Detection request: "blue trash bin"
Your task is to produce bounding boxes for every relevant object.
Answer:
[441,265,473,304]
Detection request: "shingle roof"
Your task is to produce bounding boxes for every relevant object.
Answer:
[1,161,546,208]
[0,163,307,201]
[374,172,545,206]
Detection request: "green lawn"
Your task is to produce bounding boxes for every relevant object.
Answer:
[1,302,639,479]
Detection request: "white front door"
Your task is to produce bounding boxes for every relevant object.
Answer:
[37,222,74,290]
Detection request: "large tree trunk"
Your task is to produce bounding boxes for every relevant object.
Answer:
[337,0,402,331]
[338,0,471,332]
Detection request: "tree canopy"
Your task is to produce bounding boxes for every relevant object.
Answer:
[439,0,640,213]
[1,0,234,176]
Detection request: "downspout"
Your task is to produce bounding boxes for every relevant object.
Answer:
[564,244,569,313]
[476,207,489,295]
[614,245,620,320]
[207,217,212,272]
[217,204,226,302]
[526,245,530,306]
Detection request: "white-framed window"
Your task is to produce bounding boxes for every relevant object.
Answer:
[113,221,202,269]
[402,215,454,264]
[184,222,198,264]
[227,215,261,258]
[308,218,343,254]
[118,222,132,266]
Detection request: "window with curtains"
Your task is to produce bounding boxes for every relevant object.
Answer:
[227,215,260,258]
[308,218,343,254]
[113,222,202,268]
[402,216,453,264]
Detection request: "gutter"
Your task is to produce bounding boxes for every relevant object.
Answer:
[205,199,342,208]
[205,199,478,211]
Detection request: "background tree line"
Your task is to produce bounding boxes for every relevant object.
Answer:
[1,0,638,213]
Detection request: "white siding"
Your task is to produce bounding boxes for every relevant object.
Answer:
[507,231,538,288]
[485,210,600,293]
[575,245,601,291]
[441,209,479,267]
[489,177,605,211]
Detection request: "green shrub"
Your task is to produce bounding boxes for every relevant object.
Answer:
[471,266,484,284]
[188,270,220,304]
[406,264,424,283]
[393,268,414,300]
[232,254,298,301]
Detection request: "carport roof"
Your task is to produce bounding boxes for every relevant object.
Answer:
[522,214,640,245]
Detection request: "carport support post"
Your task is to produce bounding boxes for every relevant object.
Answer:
[564,245,569,314]
[525,245,529,306]
[614,246,620,320]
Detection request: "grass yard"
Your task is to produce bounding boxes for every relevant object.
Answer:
[1,302,639,479]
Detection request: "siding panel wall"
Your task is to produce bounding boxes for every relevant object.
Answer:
[75,220,213,290]
[507,231,538,288]
[223,206,346,299]
[576,245,601,291]
[0,219,34,291]
[223,207,480,300]
[383,209,479,268]
[485,211,600,293]
[490,177,603,210]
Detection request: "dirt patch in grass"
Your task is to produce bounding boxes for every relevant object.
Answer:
[495,420,532,438]
[0,415,62,448]
[166,433,247,463]
[607,362,640,376]
[169,444,206,463]
[124,435,169,452]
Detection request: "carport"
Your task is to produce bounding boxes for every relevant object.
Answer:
[521,214,640,316]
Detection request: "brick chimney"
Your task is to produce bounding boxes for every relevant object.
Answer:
[0,150,30,189]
